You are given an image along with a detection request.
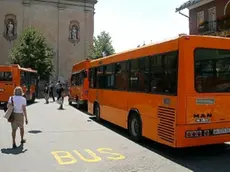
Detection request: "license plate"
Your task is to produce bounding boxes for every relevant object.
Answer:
[213,128,230,135]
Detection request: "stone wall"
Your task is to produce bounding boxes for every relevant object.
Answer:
[0,0,97,80]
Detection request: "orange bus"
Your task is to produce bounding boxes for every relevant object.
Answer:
[87,35,230,148]
[68,59,90,109]
[0,64,37,109]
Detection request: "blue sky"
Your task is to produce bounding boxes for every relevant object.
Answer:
[94,0,189,53]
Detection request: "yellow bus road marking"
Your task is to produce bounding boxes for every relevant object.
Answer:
[51,148,125,165]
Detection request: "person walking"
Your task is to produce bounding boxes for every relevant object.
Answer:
[49,82,55,102]
[7,86,28,149]
[57,84,64,110]
[55,81,61,100]
[44,83,49,104]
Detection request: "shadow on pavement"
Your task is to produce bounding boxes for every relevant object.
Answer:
[1,144,28,155]
[28,130,42,134]
[69,103,89,114]
[26,101,38,107]
[0,101,38,111]
[89,116,230,172]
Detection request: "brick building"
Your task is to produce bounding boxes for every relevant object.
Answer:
[176,0,230,37]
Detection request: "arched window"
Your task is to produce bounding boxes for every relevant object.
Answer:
[224,0,230,16]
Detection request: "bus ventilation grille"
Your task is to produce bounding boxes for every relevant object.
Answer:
[157,106,175,144]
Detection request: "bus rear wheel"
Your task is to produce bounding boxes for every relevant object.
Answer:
[94,104,100,122]
[128,113,142,142]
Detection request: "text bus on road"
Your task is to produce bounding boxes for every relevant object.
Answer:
[68,59,90,109]
[0,64,37,109]
[87,35,230,148]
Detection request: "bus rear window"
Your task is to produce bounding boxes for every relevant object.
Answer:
[195,48,230,93]
[0,72,12,81]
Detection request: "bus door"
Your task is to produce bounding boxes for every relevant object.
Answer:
[26,72,32,99]
[20,71,31,100]
[30,72,37,97]
[80,69,88,100]
[95,66,104,103]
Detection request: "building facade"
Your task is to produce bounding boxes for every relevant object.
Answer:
[0,0,97,81]
[176,0,230,37]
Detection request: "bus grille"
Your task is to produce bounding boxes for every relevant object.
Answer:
[157,106,175,144]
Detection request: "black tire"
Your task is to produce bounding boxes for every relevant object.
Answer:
[128,113,142,142]
[94,104,100,122]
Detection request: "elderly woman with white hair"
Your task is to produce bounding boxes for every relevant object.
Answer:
[7,86,28,149]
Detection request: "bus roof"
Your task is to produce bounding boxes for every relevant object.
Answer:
[0,64,37,73]
[72,59,90,73]
[89,35,230,66]
[20,67,37,73]
[72,58,91,67]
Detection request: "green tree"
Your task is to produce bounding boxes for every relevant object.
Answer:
[89,31,115,59]
[9,27,54,79]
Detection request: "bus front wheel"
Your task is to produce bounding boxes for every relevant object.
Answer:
[128,113,142,142]
[94,104,100,122]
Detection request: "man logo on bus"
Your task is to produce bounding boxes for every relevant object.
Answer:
[193,113,212,123]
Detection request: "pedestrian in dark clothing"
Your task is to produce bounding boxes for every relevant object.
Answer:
[55,81,61,100]
[58,84,64,110]
[44,83,49,104]
[49,82,55,101]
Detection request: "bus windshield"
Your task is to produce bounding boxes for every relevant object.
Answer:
[195,48,230,93]
[0,71,12,81]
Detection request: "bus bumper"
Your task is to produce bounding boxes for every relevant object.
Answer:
[68,97,87,104]
[176,122,230,148]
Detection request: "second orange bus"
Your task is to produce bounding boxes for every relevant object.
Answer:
[68,59,90,109]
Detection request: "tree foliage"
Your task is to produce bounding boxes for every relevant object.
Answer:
[89,31,115,59]
[9,27,54,79]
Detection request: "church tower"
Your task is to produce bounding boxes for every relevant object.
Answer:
[0,0,97,81]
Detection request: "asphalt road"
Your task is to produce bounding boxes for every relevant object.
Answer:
[1,98,230,172]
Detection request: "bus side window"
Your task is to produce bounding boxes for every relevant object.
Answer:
[130,58,139,91]
[96,66,104,88]
[89,69,93,88]
[89,68,97,88]
[0,72,12,81]
[150,51,178,95]
[139,57,149,92]
[83,70,87,78]
[129,57,149,92]
[20,71,25,85]
[71,74,76,86]
[104,64,114,89]
[115,61,129,90]
[164,52,178,94]
[76,73,80,86]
